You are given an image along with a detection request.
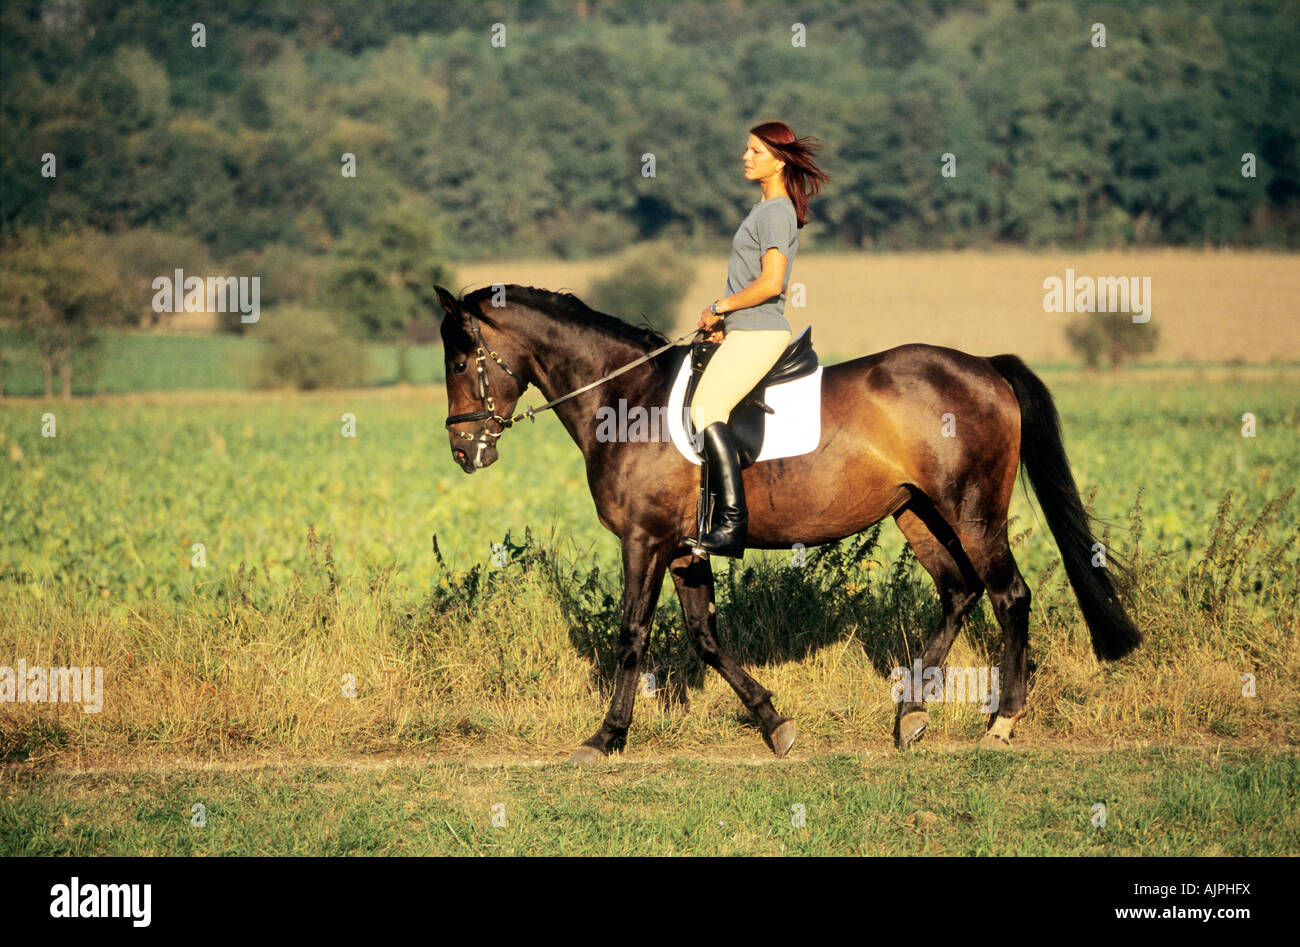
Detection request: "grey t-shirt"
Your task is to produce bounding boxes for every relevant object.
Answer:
[723,195,797,333]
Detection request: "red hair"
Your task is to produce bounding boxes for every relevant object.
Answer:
[750,120,830,228]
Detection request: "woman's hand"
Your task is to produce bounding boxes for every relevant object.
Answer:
[698,304,725,343]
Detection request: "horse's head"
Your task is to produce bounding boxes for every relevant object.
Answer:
[437,285,531,473]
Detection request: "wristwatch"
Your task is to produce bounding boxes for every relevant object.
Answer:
[710,300,721,315]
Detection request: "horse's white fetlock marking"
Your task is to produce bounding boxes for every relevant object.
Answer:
[985,708,1026,745]
[986,715,1016,743]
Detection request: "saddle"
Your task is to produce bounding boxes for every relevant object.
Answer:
[683,326,819,469]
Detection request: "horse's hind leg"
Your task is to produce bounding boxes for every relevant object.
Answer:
[892,501,985,749]
[949,522,1031,749]
[669,547,796,758]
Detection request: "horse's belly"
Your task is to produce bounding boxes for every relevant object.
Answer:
[742,454,908,547]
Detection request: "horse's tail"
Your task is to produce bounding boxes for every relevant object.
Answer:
[989,354,1142,661]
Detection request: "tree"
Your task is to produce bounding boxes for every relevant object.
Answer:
[588,242,695,336]
[325,202,453,341]
[251,306,369,391]
[0,228,134,397]
[1066,310,1160,370]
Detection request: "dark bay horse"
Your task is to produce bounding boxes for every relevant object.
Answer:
[437,284,1141,762]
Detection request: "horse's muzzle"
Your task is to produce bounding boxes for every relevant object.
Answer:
[452,441,496,473]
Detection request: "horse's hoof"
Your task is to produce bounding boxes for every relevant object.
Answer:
[897,711,929,749]
[977,732,1013,751]
[567,745,608,765]
[765,720,798,759]
[978,714,1018,751]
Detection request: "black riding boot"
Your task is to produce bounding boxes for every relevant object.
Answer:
[688,421,747,559]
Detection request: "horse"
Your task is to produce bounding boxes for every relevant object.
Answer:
[436,283,1142,763]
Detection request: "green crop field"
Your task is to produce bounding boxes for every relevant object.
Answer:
[1,365,1297,855]
[2,366,1295,606]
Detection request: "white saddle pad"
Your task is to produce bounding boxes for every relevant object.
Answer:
[665,357,824,465]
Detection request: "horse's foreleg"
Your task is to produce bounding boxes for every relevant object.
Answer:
[569,532,673,763]
[669,547,796,758]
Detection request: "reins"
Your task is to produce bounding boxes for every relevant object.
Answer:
[445,307,705,448]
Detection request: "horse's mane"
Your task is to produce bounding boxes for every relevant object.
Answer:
[461,284,671,350]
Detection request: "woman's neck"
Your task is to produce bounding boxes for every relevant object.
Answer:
[761,176,789,202]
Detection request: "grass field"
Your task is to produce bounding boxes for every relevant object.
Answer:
[0,329,446,397]
[1,369,1296,774]
[4,748,1296,856]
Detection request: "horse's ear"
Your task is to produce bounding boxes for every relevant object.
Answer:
[435,286,460,319]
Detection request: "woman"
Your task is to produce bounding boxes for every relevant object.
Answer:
[687,120,829,559]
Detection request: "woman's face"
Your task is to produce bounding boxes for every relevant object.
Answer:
[743,135,784,183]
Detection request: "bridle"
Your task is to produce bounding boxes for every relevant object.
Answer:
[443,308,523,462]
[443,304,703,463]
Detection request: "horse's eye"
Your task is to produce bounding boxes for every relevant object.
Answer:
[453,360,467,375]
